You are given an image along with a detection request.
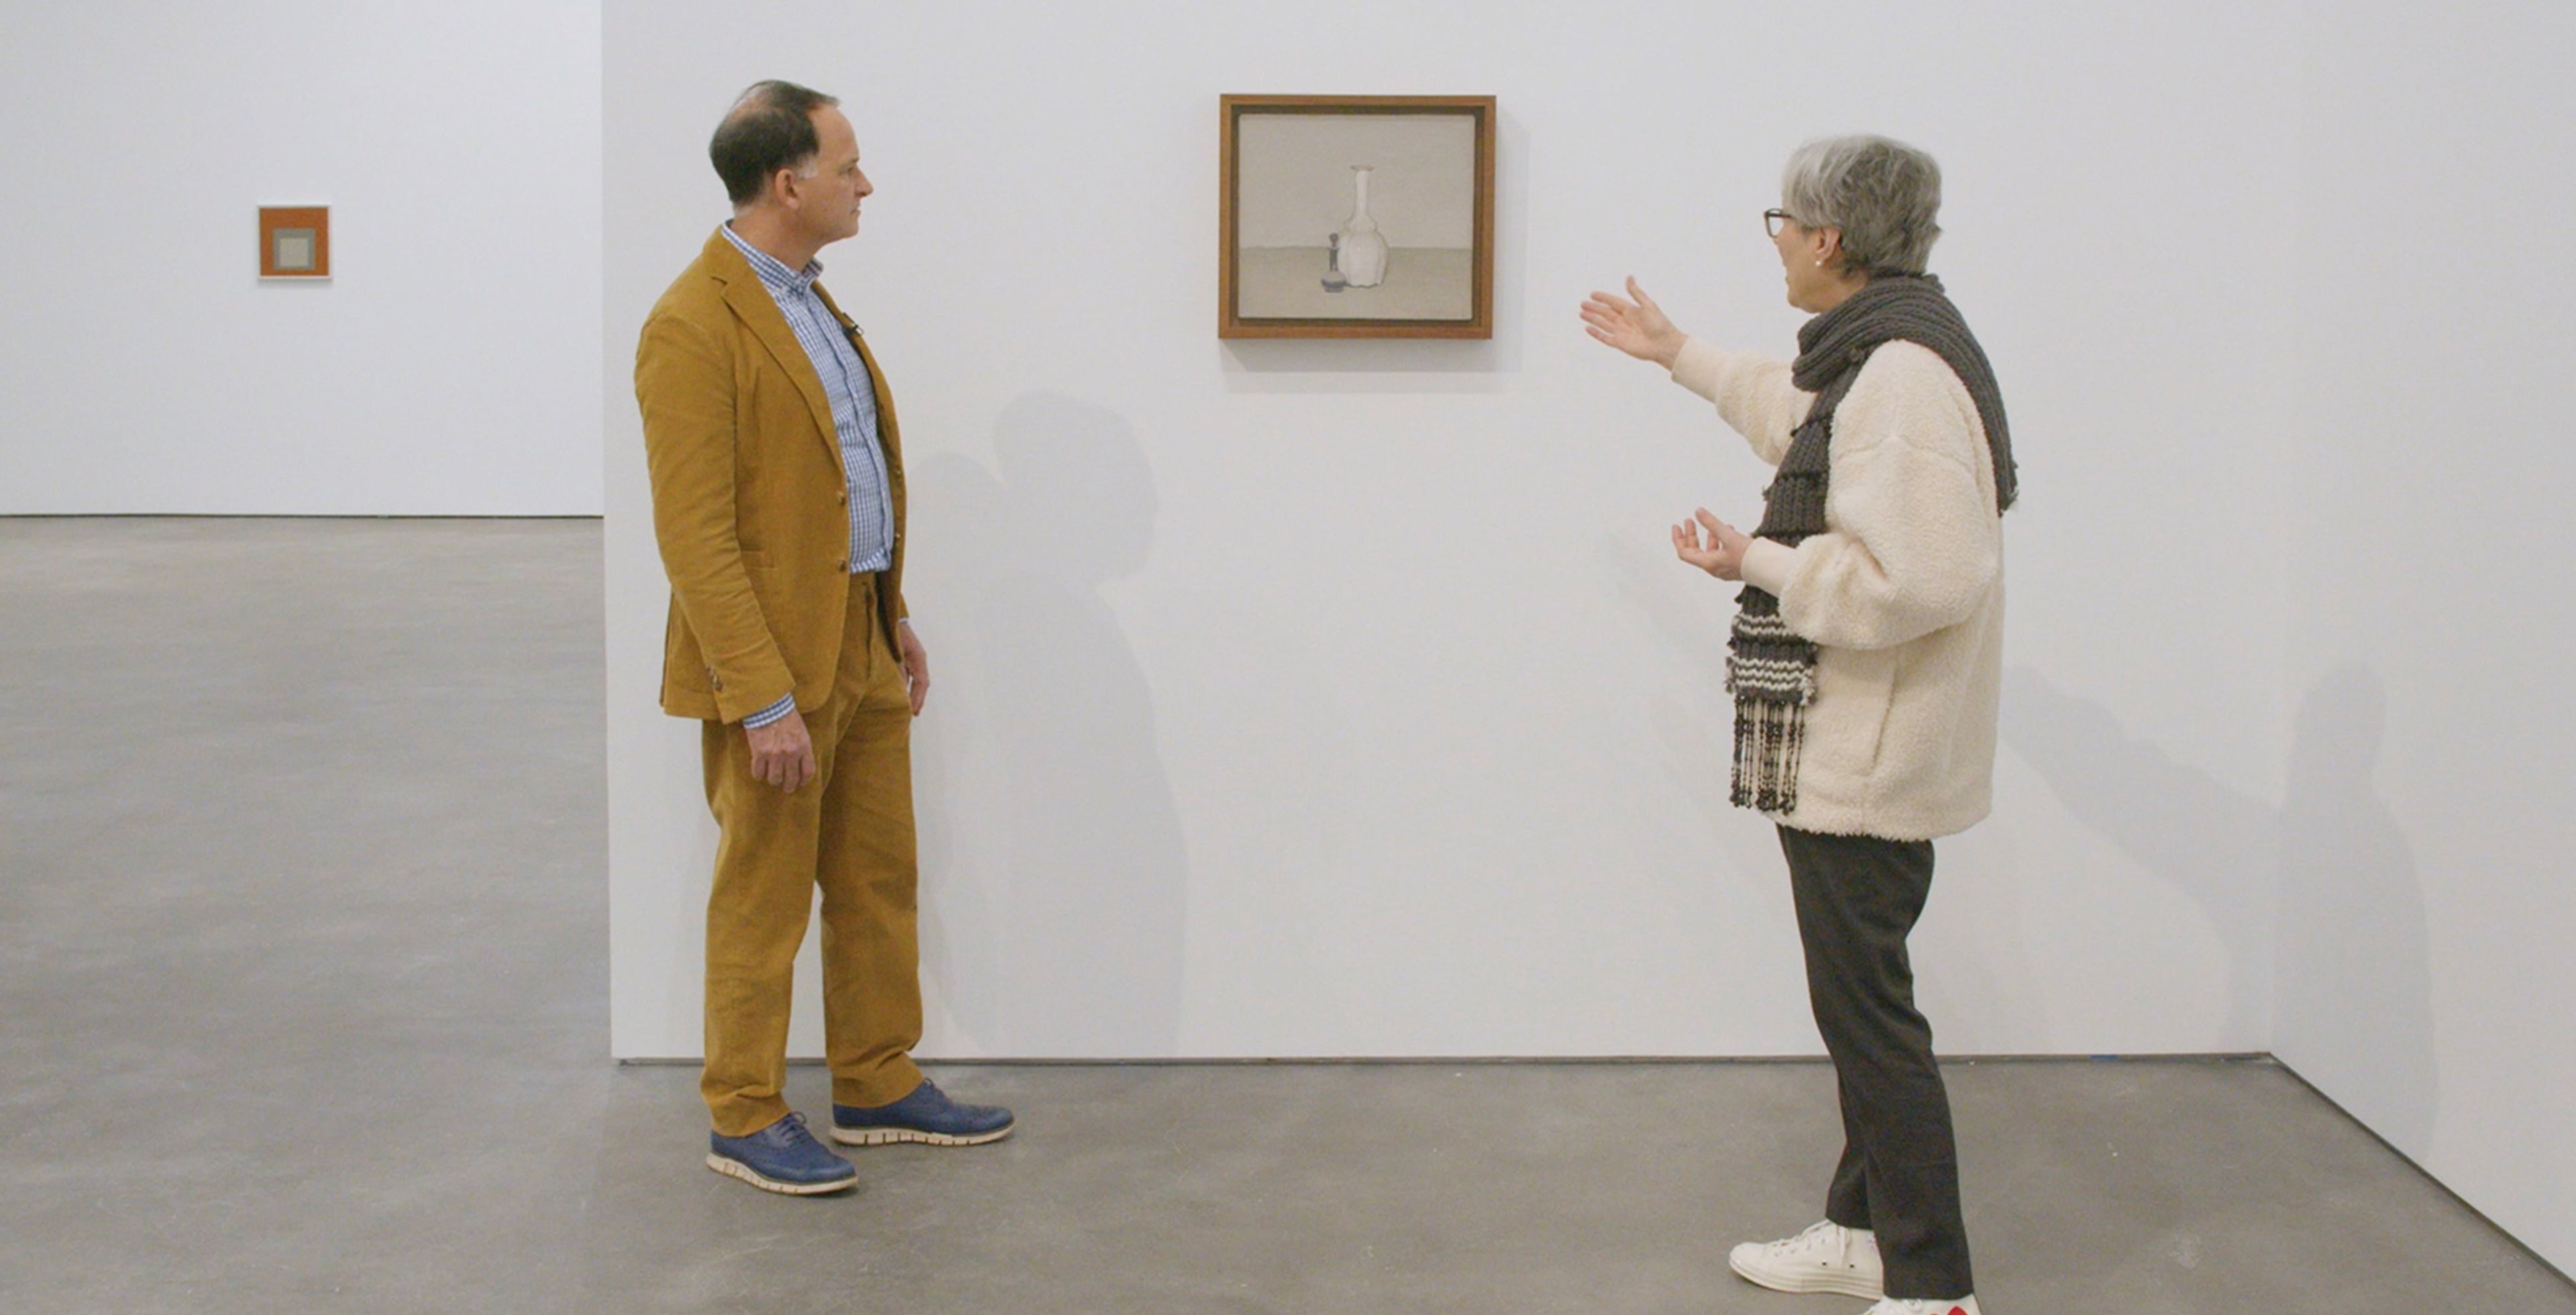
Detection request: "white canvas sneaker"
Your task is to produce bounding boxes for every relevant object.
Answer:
[1727,1219,1884,1298]
[1862,1296,1982,1315]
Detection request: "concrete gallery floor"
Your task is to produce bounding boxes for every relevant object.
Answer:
[2,518,2569,1314]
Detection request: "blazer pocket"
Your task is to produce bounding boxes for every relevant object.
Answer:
[738,548,773,570]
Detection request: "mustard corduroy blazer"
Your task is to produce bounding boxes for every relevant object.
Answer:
[635,228,908,723]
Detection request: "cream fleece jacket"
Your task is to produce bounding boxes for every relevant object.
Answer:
[1671,334,2005,841]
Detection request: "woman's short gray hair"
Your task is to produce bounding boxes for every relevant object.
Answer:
[1780,136,1943,278]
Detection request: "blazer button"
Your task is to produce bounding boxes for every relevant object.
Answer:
[837,558,849,572]
[836,490,848,505]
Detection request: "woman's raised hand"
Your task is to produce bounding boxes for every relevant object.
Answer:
[1581,276,1686,368]
[1672,508,1750,581]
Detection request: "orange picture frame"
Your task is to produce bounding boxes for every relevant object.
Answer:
[259,205,331,279]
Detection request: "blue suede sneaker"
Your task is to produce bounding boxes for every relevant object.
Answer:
[706,1111,858,1195]
[831,1078,1016,1147]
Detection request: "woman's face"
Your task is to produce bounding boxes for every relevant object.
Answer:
[1772,213,1845,313]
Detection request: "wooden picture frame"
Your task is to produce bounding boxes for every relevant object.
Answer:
[258,205,331,280]
[1220,95,1495,339]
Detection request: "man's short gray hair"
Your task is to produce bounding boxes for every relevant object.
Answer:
[710,80,839,207]
[1780,136,1943,278]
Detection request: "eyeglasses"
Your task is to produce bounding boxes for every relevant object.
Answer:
[1764,208,1798,238]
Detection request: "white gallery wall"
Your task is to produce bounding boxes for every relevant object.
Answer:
[606,0,2305,1066]
[0,1,603,515]
[2282,0,2576,1271]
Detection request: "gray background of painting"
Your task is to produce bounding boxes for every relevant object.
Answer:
[1234,112,1476,250]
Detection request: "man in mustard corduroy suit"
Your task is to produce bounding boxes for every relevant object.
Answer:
[635,79,1013,1196]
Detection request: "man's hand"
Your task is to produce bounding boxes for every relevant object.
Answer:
[1580,276,1688,368]
[898,620,930,717]
[1673,508,1751,581]
[745,709,817,792]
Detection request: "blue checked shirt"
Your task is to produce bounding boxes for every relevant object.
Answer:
[721,224,898,729]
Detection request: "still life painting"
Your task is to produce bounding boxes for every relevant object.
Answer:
[1220,95,1495,339]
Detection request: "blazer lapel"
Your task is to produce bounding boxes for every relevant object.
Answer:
[705,233,845,478]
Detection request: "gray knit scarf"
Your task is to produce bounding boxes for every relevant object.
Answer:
[1726,273,2015,812]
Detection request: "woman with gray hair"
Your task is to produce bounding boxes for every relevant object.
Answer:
[1581,136,2015,1315]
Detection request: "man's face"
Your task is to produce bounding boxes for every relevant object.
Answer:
[794,107,871,246]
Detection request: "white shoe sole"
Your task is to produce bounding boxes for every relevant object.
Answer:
[828,1122,1015,1147]
[1726,1251,1883,1300]
[704,1152,857,1195]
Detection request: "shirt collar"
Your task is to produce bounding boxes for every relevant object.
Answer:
[720,222,822,295]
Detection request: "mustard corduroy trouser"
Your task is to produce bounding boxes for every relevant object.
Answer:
[698,572,924,1137]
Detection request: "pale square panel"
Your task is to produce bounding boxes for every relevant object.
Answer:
[1236,112,1475,321]
[273,230,316,271]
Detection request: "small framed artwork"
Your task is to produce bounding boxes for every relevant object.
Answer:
[1220,95,1495,339]
[259,205,331,279]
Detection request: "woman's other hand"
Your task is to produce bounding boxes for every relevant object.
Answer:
[1582,276,1687,368]
[1672,508,1751,580]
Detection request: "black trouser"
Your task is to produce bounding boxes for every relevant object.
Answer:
[1779,825,1975,1300]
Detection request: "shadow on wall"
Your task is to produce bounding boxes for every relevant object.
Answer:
[2002,666,2280,1046]
[2276,664,2436,1155]
[907,393,1189,1057]
[2002,664,2434,1153]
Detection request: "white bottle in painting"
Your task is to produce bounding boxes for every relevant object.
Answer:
[1336,166,1390,288]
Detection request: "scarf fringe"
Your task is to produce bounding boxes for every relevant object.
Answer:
[1731,698,1806,814]
[1726,594,1815,814]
